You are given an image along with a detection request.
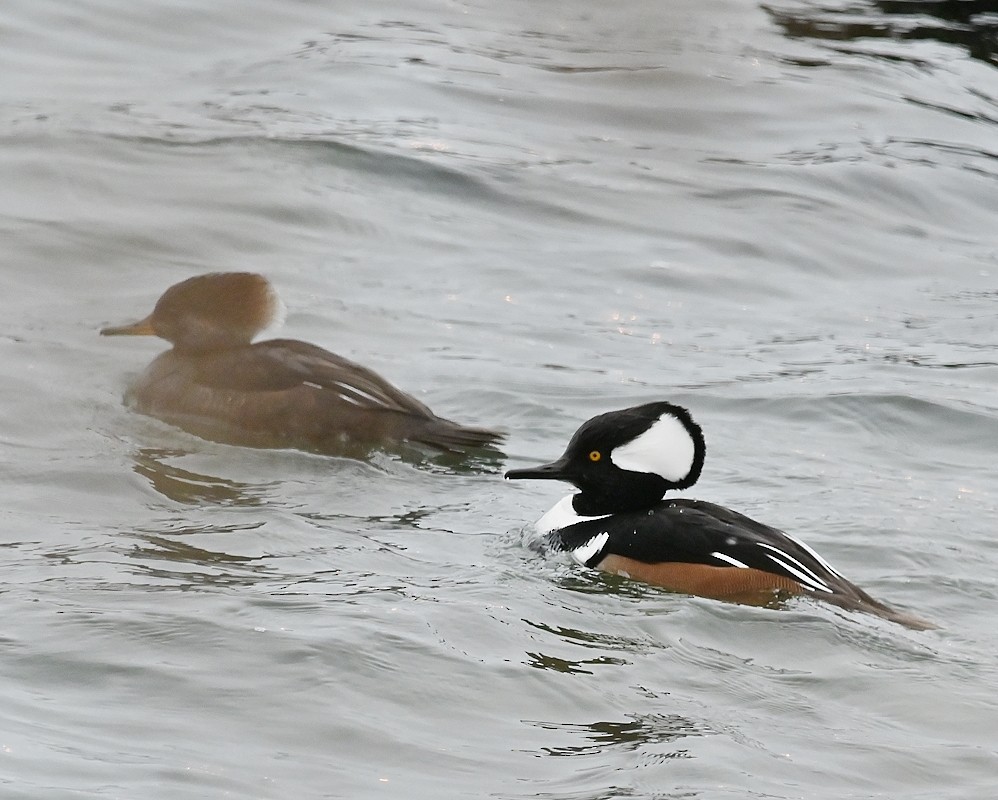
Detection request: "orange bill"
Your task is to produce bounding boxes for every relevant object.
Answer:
[100,314,156,336]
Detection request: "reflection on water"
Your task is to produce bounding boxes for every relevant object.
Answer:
[556,570,668,599]
[525,651,628,674]
[127,532,273,588]
[120,518,274,589]
[523,618,650,652]
[526,714,714,758]
[133,443,502,509]
[417,445,507,476]
[132,448,272,506]
[298,505,435,531]
[765,0,998,68]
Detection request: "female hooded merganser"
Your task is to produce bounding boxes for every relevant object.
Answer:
[101,272,502,457]
[506,402,934,629]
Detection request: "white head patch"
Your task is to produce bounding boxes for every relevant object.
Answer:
[610,412,696,482]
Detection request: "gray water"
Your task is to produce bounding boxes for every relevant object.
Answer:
[3,0,998,797]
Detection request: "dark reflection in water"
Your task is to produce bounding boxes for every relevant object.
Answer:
[525,651,628,674]
[298,506,436,531]
[526,714,714,758]
[764,0,998,68]
[416,444,507,476]
[559,572,669,599]
[133,444,502,508]
[521,615,660,673]
[131,531,259,564]
[524,618,647,652]
[125,522,274,589]
[132,448,272,506]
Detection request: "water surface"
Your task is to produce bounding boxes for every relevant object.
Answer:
[2,0,997,797]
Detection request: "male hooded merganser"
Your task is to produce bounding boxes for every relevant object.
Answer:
[101,272,502,457]
[506,402,934,629]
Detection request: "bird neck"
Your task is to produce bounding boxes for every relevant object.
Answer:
[571,478,667,516]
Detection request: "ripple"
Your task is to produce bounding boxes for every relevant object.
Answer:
[763,0,998,69]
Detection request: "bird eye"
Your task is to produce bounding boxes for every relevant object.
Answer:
[589,450,602,462]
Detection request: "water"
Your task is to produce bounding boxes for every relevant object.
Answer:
[2,0,997,797]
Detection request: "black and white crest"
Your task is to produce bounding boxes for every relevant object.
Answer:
[506,402,707,515]
[567,401,706,489]
[608,403,704,486]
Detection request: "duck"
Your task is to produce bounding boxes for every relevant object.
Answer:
[505,401,934,629]
[101,272,502,457]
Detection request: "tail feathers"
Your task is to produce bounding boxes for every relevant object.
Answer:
[413,418,505,453]
[865,602,938,631]
[826,586,938,631]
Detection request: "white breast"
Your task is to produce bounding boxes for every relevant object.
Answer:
[535,494,608,534]
[534,494,612,566]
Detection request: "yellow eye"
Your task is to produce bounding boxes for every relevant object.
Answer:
[589,450,602,462]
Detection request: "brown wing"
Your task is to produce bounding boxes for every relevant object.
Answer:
[190,338,436,418]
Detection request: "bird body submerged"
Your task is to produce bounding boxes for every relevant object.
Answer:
[101,273,501,457]
[507,402,934,629]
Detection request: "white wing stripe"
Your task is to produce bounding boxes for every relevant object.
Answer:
[762,551,833,593]
[333,381,393,408]
[757,542,833,588]
[783,533,844,578]
[711,552,750,568]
